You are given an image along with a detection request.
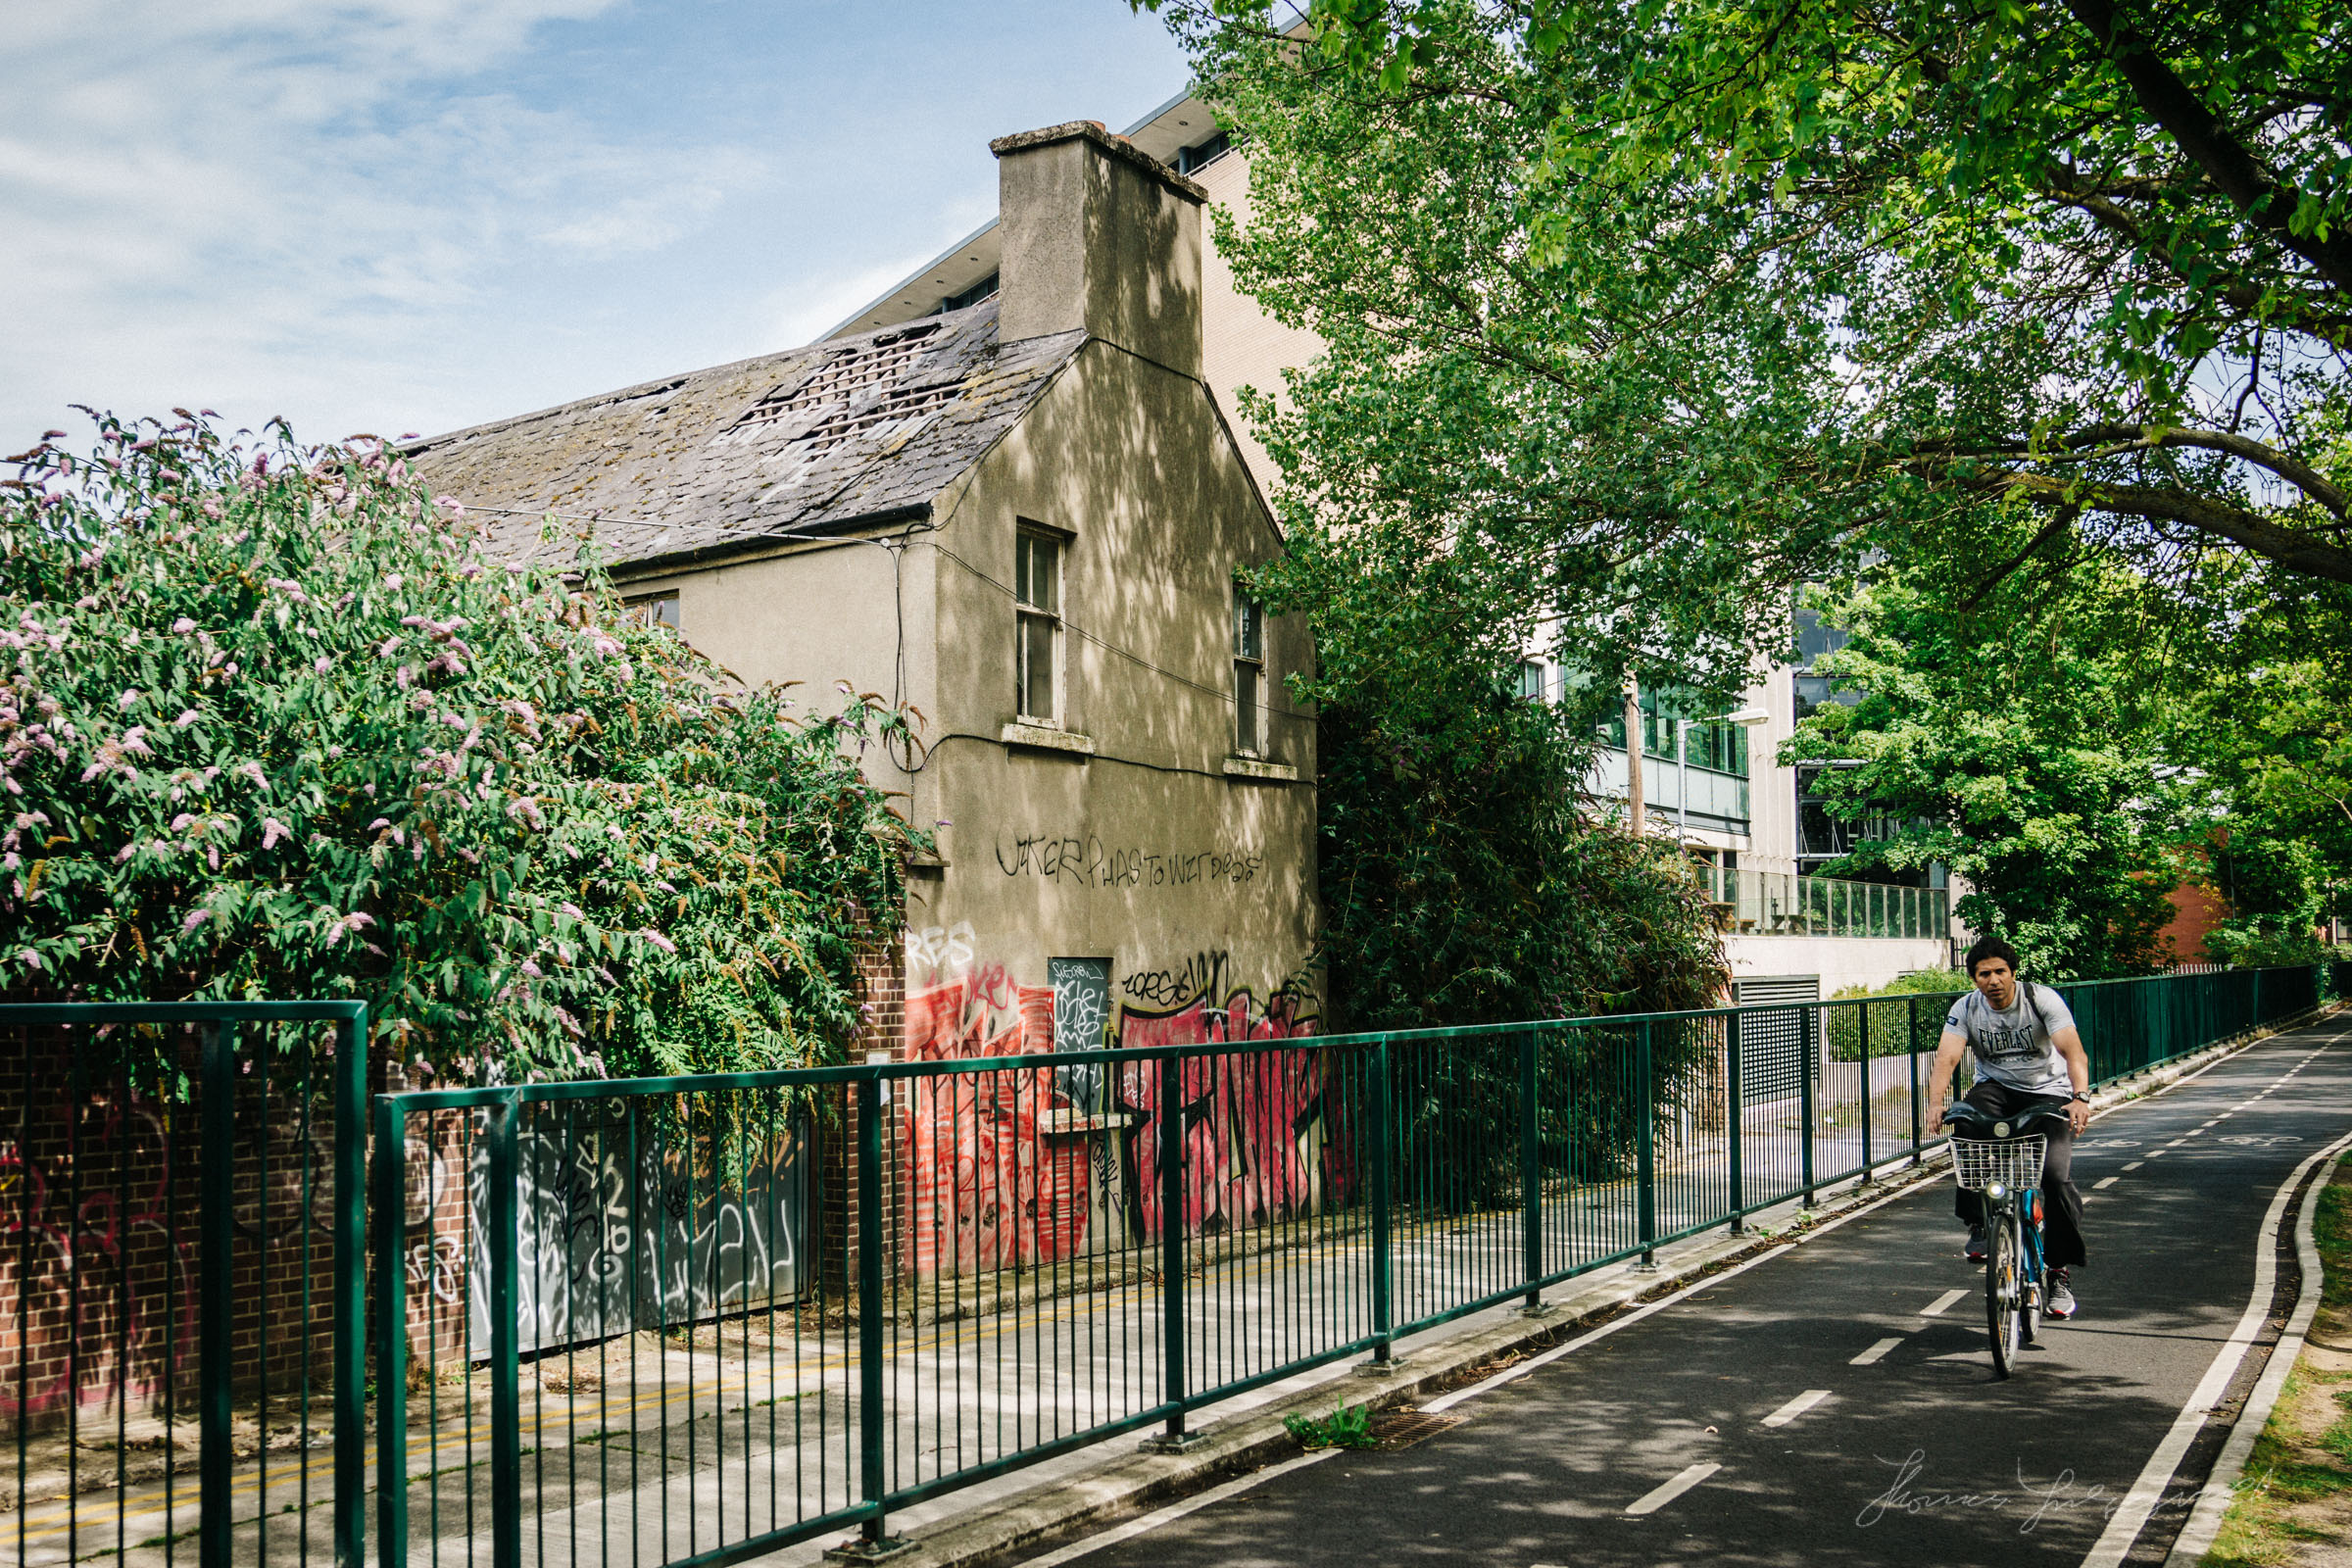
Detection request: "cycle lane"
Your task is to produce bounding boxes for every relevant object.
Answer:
[1021,1017,2352,1568]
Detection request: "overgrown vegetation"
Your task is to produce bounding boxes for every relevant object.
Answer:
[0,415,920,1078]
[1311,674,1729,1029]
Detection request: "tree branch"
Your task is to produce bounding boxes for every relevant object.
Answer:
[1954,469,2352,584]
[2061,0,2352,294]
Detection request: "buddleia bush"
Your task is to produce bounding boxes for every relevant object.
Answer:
[0,413,918,1080]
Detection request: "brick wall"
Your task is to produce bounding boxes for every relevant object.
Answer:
[818,925,908,1299]
[1,1028,343,1440]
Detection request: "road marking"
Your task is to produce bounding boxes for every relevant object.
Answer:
[2167,1140,2188,1148]
[1625,1461,1722,1516]
[2082,1123,2352,1568]
[2094,1176,2120,1190]
[2148,1150,2170,1158]
[1850,1338,1903,1366]
[1921,1288,1968,1316]
[1761,1390,1832,1428]
[2124,1161,2145,1170]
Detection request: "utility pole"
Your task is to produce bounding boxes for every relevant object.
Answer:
[1624,673,1644,837]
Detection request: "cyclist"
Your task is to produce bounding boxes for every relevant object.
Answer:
[1924,935,2091,1320]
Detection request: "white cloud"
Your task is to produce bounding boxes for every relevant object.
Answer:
[0,0,766,444]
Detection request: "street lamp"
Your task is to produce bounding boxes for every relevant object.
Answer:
[1678,707,1771,844]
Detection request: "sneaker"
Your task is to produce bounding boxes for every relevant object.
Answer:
[1966,1225,1988,1262]
[2045,1271,2078,1320]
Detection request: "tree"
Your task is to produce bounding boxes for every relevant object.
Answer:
[0,415,920,1079]
[1781,565,2178,977]
[1148,0,2352,682]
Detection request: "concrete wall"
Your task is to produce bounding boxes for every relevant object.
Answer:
[1723,934,1953,996]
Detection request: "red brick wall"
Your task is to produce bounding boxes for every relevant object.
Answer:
[818,925,908,1298]
[1,1029,343,1440]
[2160,878,2230,964]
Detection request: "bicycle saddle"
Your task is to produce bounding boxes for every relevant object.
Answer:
[1941,1098,2074,1138]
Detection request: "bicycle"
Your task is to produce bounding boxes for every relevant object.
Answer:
[1942,1098,2074,1378]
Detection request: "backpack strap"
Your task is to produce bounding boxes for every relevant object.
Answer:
[2023,980,2053,1038]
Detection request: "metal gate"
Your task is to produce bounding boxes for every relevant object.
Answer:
[1731,974,1820,1105]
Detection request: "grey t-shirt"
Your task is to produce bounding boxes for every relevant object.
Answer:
[1944,983,2078,1096]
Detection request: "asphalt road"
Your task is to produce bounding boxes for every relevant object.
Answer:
[1027,1017,2352,1568]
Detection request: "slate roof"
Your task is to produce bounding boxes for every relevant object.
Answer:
[403,300,1084,571]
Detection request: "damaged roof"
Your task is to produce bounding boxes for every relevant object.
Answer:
[403,300,1083,571]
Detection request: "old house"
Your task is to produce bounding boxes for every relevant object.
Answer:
[407,123,1320,1088]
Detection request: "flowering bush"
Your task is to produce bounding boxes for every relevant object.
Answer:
[0,414,919,1080]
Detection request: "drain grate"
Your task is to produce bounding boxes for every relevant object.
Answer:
[1370,1409,1464,1451]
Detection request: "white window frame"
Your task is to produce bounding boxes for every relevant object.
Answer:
[1015,528,1063,727]
[621,591,680,631]
[1232,585,1265,757]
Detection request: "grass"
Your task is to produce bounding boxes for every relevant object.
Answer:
[1284,1403,1376,1450]
[2202,1179,2352,1564]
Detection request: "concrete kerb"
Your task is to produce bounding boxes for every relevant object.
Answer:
[810,1006,2343,1568]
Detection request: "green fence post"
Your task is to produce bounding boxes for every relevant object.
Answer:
[333,1008,368,1568]
[1859,1001,1874,1182]
[1157,1050,1192,1435]
[200,1021,236,1568]
[1799,1005,1817,1207]
[1727,1012,1744,1233]
[1520,1028,1543,1309]
[1371,1039,1395,1359]
[1907,997,1922,1166]
[857,1075,893,1539]
[487,1098,521,1568]
[1637,1021,1656,1267]
[371,1094,408,1568]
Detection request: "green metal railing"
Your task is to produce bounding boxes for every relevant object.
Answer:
[1,1001,368,1568]
[366,963,2340,1565]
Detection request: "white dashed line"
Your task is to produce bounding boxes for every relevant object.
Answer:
[1921,1288,1969,1317]
[1850,1338,1904,1366]
[1625,1462,1722,1516]
[2095,1176,2120,1190]
[1762,1390,1833,1428]
[2149,1150,2170,1158]
[2125,1161,2145,1171]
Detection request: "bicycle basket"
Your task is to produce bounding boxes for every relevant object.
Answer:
[1951,1135,2047,1193]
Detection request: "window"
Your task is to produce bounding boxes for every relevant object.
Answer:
[943,270,999,314]
[621,592,680,631]
[1515,660,1547,702]
[1016,529,1061,724]
[1176,130,1235,174]
[1232,586,1265,755]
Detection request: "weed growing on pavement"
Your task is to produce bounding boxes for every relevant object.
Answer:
[1285,1403,1376,1450]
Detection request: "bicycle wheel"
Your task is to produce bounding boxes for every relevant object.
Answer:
[1984,1206,2020,1378]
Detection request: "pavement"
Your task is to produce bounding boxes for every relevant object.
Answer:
[996,1013,2352,1568]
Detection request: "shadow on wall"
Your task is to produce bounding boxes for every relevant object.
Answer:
[901,928,1332,1278]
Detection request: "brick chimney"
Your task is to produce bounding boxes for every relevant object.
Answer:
[989,122,1205,377]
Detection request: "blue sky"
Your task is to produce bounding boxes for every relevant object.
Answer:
[0,2,1190,450]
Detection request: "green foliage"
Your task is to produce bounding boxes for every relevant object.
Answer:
[0,415,919,1079]
[1312,673,1728,1029]
[1157,0,2352,621]
[1285,1402,1377,1449]
[1831,969,1972,1003]
[1782,569,2176,980]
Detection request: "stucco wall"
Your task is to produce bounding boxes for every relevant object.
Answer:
[908,334,1318,1039]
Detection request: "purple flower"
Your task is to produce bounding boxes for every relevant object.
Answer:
[638,930,677,956]
[172,710,199,728]
[172,617,196,634]
[261,818,293,851]
[181,908,211,933]
[118,689,141,710]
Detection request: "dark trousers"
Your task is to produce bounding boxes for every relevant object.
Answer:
[1953,1079,2086,1270]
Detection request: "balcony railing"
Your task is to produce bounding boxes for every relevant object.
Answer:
[1697,865,1949,941]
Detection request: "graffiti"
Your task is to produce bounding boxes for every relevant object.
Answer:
[905,920,977,980]
[900,939,1333,1277]
[1050,957,1112,1112]
[0,1085,192,1424]
[466,1114,807,1357]
[994,833,1264,890]
[1122,951,1230,1009]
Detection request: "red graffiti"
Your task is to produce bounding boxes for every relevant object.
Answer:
[902,967,1092,1275]
[1113,993,1342,1237]
[0,1091,194,1423]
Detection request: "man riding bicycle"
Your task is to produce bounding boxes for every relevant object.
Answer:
[1925,936,2091,1320]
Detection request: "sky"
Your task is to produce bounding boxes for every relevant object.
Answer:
[0,1,1191,452]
